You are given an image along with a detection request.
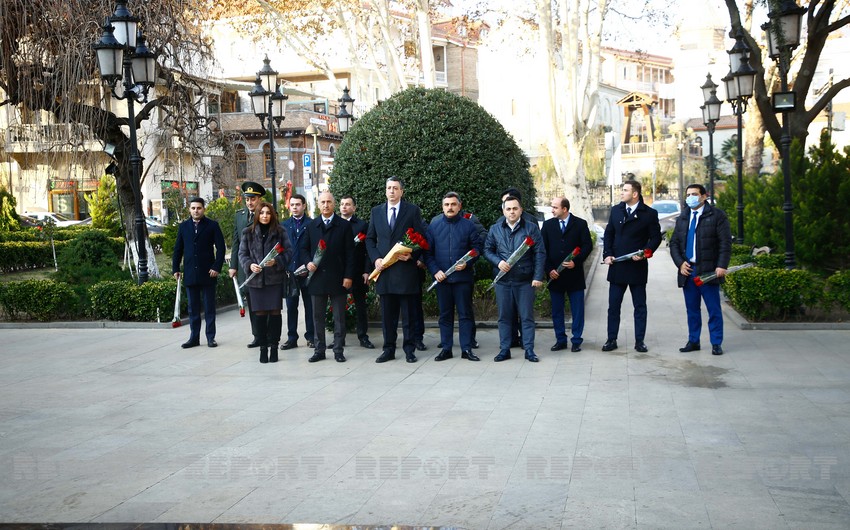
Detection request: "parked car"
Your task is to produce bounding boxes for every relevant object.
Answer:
[17,214,40,228]
[649,200,681,237]
[24,211,82,227]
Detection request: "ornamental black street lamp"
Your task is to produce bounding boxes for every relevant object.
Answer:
[336,87,355,135]
[764,0,807,269]
[722,27,757,244]
[93,0,157,284]
[700,73,723,202]
[249,55,288,211]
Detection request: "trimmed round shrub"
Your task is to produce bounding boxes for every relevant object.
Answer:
[723,267,823,321]
[58,230,120,269]
[0,279,77,321]
[331,87,536,226]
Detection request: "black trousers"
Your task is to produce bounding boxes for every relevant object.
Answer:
[351,280,370,341]
[607,282,648,342]
[380,294,416,355]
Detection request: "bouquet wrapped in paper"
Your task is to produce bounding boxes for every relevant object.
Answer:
[609,248,654,263]
[369,228,429,282]
[354,231,366,245]
[305,239,327,286]
[487,236,535,290]
[426,249,479,292]
[233,276,245,317]
[693,262,754,286]
[546,246,582,286]
[238,242,285,290]
[171,276,182,328]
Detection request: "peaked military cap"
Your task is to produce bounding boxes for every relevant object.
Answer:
[241,181,265,197]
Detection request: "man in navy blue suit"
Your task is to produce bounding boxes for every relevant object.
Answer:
[602,180,662,353]
[172,197,226,348]
[281,193,315,350]
[366,177,428,363]
[541,197,593,353]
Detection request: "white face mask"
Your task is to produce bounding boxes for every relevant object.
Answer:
[686,195,702,209]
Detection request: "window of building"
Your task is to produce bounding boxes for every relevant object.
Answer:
[221,91,239,113]
[235,144,247,180]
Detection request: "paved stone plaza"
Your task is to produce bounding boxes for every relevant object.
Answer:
[1,247,849,528]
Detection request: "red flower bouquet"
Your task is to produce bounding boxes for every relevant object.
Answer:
[368,228,428,282]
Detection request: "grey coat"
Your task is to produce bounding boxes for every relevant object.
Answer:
[238,224,293,289]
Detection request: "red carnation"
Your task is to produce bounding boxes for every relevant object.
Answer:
[572,246,582,256]
[694,276,704,287]
[643,248,653,259]
[463,212,472,219]
[524,236,535,246]
[406,227,414,236]
[357,232,366,240]
[319,239,327,250]
[274,243,284,254]
[469,249,479,257]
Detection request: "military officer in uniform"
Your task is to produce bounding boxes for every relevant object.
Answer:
[228,181,266,348]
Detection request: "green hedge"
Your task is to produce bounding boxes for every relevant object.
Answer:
[825,270,850,313]
[89,280,187,321]
[0,279,77,320]
[722,267,823,321]
[0,237,126,272]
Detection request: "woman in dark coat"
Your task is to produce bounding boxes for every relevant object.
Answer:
[239,202,293,363]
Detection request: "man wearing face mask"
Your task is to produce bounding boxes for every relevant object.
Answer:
[669,184,732,356]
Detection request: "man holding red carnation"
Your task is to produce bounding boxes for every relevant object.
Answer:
[339,195,375,349]
[366,177,429,363]
[542,196,593,353]
[484,195,546,362]
[602,180,662,353]
[669,183,731,356]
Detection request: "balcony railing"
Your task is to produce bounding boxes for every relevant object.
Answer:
[621,141,702,158]
[4,124,100,153]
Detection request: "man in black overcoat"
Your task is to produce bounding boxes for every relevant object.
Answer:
[301,191,355,362]
[602,180,662,353]
[366,176,428,363]
[339,195,375,349]
[541,196,593,353]
[172,197,226,348]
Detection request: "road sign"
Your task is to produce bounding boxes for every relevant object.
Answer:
[303,153,312,168]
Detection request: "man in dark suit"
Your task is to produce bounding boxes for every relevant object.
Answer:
[366,176,428,363]
[542,197,593,353]
[228,181,265,348]
[172,197,226,348]
[281,193,314,350]
[670,184,732,356]
[339,195,374,349]
[602,180,662,352]
[301,191,355,362]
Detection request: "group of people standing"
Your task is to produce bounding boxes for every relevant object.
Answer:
[170,176,733,363]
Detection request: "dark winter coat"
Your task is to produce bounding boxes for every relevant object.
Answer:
[603,201,662,285]
[541,214,593,293]
[424,214,482,284]
[484,216,546,283]
[366,200,428,295]
[299,215,355,296]
[238,223,293,289]
[172,216,225,287]
[669,203,732,287]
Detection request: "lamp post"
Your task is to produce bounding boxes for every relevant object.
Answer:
[677,135,686,210]
[93,0,157,284]
[722,28,757,244]
[700,73,723,201]
[249,55,288,211]
[336,87,355,135]
[764,0,807,270]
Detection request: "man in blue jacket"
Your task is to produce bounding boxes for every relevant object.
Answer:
[602,180,662,353]
[172,197,226,348]
[484,195,546,362]
[425,192,482,362]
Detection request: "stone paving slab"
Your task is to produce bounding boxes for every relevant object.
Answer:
[1,247,850,528]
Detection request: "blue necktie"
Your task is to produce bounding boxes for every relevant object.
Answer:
[686,211,698,262]
[389,207,397,230]
[560,220,566,234]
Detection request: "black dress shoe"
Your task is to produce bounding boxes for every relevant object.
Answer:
[550,342,569,351]
[679,341,701,352]
[712,344,724,355]
[308,352,326,363]
[406,353,418,363]
[494,350,511,362]
[335,352,347,362]
[601,340,618,352]
[461,350,480,361]
[434,350,453,361]
[375,350,395,363]
[359,338,375,349]
[634,342,649,353]
[472,340,480,349]
[571,344,582,352]
[280,340,298,350]
[207,340,218,348]
[247,338,260,348]
[525,350,539,362]
[181,340,200,349]
[415,340,427,351]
